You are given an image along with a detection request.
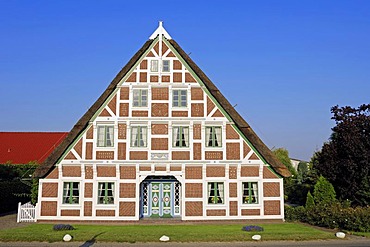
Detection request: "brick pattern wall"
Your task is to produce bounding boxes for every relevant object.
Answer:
[185,202,203,216]
[40,201,57,216]
[185,183,203,198]
[205,151,223,160]
[172,151,190,160]
[119,103,129,117]
[132,111,148,117]
[249,153,259,160]
[173,60,182,70]
[241,166,259,177]
[173,72,182,82]
[172,111,188,117]
[120,166,136,179]
[206,166,225,177]
[46,168,58,179]
[119,183,136,198]
[191,88,203,100]
[139,166,151,171]
[108,95,117,115]
[84,201,92,216]
[152,87,169,100]
[118,143,126,160]
[151,124,168,135]
[207,97,215,116]
[264,200,281,215]
[226,124,239,139]
[61,210,80,216]
[85,143,93,160]
[229,166,237,179]
[86,126,93,139]
[229,183,237,197]
[263,182,280,197]
[263,167,279,179]
[206,210,226,216]
[193,143,201,160]
[64,151,76,160]
[85,166,93,179]
[62,166,81,177]
[140,60,147,69]
[185,166,202,179]
[129,151,148,160]
[170,165,182,171]
[193,124,201,139]
[96,151,114,160]
[185,73,196,83]
[191,103,204,117]
[151,103,168,117]
[229,201,238,216]
[74,139,83,158]
[243,142,251,158]
[226,143,240,160]
[119,202,136,216]
[96,210,115,217]
[42,183,58,197]
[155,166,166,171]
[97,166,116,177]
[140,72,147,82]
[85,183,93,198]
[125,72,136,82]
[118,124,126,139]
[151,138,168,150]
[212,109,224,117]
[120,87,129,100]
[241,209,260,216]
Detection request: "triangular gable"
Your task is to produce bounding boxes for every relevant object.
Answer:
[35,25,290,178]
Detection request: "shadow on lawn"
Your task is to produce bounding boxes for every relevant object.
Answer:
[79,232,105,247]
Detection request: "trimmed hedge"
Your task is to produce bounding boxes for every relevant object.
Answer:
[285,204,370,232]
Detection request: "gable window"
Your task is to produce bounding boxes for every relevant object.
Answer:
[162,60,170,72]
[205,126,222,147]
[133,89,148,107]
[131,126,147,147]
[151,60,158,72]
[208,182,224,204]
[242,182,258,204]
[173,90,187,107]
[98,182,115,204]
[63,182,79,204]
[173,126,189,147]
[97,126,114,147]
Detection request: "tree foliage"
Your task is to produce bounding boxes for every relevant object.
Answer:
[315,104,370,206]
[313,176,336,206]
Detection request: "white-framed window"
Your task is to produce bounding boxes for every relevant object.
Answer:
[173,126,189,147]
[133,89,148,107]
[172,90,187,107]
[208,182,224,204]
[162,60,170,72]
[98,182,115,204]
[242,182,258,204]
[151,60,158,72]
[205,126,222,147]
[97,125,114,147]
[63,182,79,204]
[131,126,147,147]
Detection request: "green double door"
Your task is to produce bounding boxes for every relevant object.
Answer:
[150,182,172,218]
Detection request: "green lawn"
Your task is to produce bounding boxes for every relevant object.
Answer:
[0,223,336,243]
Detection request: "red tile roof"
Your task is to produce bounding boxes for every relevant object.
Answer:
[0,132,68,164]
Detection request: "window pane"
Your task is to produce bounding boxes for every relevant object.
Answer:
[163,60,170,72]
[97,126,105,147]
[151,60,158,72]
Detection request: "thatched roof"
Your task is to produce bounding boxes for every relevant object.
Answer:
[34,36,290,178]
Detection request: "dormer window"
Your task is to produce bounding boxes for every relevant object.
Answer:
[162,60,170,72]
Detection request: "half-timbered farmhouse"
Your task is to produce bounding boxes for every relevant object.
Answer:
[34,22,290,221]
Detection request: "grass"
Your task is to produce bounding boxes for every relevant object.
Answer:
[0,222,337,243]
[350,231,370,238]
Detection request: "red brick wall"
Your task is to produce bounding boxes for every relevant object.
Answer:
[120,166,136,179]
[193,143,201,160]
[120,87,129,100]
[229,166,237,179]
[74,139,83,158]
[61,210,80,216]
[172,151,190,160]
[46,168,58,179]
[226,143,240,160]
[205,151,223,160]
[191,103,204,117]
[85,143,93,160]
[85,166,93,179]
[151,103,168,117]
[172,111,188,117]
[85,183,93,198]
[191,88,203,100]
[185,166,202,179]
[132,111,148,117]
[243,142,251,158]
[206,210,226,216]
[86,126,93,139]
[118,143,126,160]
[263,167,279,179]
[96,151,114,160]
[97,166,116,177]
[151,124,168,135]
[119,202,135,216]
[229,201,238,216]
[185,183,203,198]
[155,166,166,171]
[84,201,92,216]
[263,182,280,197]
[40,201,57,216]
[185,202,203,216]
[206,166,225,177]
[241,166,259,177]
[119,183,136,198]
[119,103,129,117]
[264,200,281,215]
[62,166,81,177]
[170,165,181,171]
[241,209,260,216]
[229,183,237,197]
[151,138,168,150]
[226,124,239,139]
[96,210,115,217]
[193,124,201,139]
[118,124,126,139]
[42,183,58,197]
[129,151,148,160]
[139,72,147,82]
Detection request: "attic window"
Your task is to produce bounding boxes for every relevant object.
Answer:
[97,126,114,147]
[151,60,158,72]
[162,60,170,72]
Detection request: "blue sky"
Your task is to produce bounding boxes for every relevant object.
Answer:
[1,1,369,161]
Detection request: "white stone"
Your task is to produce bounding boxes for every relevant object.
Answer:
[252,235,261,241]
[63,234,72,242]
[336,232,346,239]
[159,235,170,242]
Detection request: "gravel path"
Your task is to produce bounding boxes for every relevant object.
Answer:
[0,212,34,230]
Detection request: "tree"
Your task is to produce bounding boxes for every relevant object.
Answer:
[315,104,370,206]
[313,176,336,206]
[272,148,297,177]
[305,191,315,209]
